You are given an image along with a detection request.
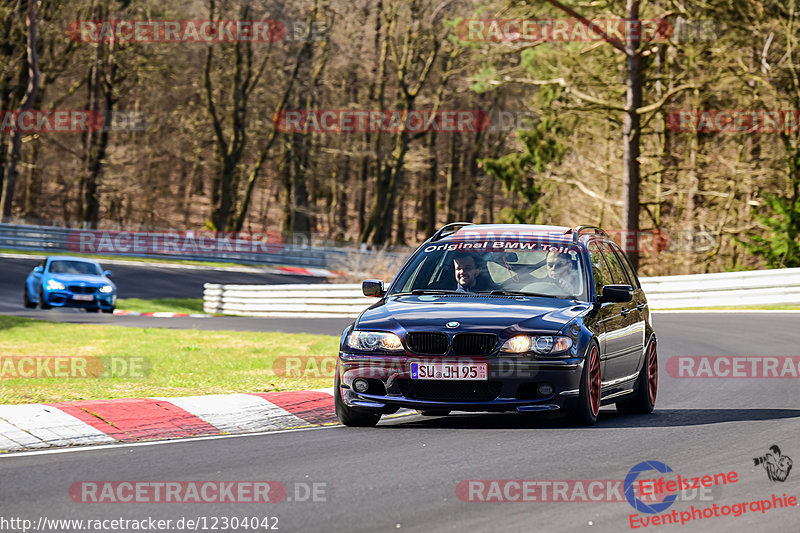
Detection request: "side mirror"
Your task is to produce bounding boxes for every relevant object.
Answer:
[600,284,633,303]
[33,266,44,274]
[103,270,113,278]
[362,279,385,297]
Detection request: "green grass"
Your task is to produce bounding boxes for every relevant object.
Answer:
[0,316,338,404]
[116,298,205,314]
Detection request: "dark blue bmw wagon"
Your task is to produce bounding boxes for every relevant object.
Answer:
[335,223,657,426]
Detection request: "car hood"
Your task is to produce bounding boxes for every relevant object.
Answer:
[356,294,591,335]
[46,273,111,285]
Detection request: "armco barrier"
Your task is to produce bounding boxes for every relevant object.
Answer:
[204,268,800,317]
[0,223,345,267]
[203,283,374,317]
[638,267,800,309]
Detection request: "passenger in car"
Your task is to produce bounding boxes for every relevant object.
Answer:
[546,248,581,294]
[453,252,496,292]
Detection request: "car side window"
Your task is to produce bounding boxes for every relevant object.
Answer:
[608,242,640,289]
[599,242,631,285]
[588,242,612,296]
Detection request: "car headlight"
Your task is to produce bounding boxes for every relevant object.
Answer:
[346,331,403,351]
[46,280,65,290]
[500,335,573,355]
[98,285,114,293]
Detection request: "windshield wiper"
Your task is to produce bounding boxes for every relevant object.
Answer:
[411,289,461,295]
[489,290,553,297]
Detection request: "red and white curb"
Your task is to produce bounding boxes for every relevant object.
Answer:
[0,388,339,452]
[274,266,345,278]
[112,310,211,318]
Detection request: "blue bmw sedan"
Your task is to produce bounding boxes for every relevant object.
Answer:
[24,256,117,313]
[335,223,657,426]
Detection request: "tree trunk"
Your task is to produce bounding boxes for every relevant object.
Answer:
[1,0,39,219]
[621,0,642,270]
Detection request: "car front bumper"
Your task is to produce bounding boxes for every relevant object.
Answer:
[337,352,585,413]
[44,289,116,309]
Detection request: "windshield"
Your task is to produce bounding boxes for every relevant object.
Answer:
[49,260,101,276]
[390,239,587,300]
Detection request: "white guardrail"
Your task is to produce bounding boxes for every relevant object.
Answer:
[203,267,800,317]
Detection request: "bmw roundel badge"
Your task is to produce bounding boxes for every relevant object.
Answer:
[446,321,459,328]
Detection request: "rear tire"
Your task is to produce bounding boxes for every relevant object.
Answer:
[616,340,657,415]
[39,289,51,310]
[334,374,381,427]
[102,307,115,314]
[23,287,36,308]
[571,343,601,426]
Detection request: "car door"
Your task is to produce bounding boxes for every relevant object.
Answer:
[598,242,645,380]
[587,241,620,380]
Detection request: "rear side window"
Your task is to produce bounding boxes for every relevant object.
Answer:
[608,242,640,289]
[599,242,631,285]
[588,242,612,295]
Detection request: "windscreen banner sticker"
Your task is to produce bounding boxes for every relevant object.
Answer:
[423,241,580,253]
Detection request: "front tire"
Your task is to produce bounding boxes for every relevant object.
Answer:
[334,374,381,427]
[39,289,51,310]
[616,340,657,415]
[572,343,601,426]
[23,287,36,308]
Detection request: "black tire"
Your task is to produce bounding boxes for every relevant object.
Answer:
[616,340,657,415]
[571,342,601,426]
[334,374,381,427]
[102,307,115,314]
[39,289,51,310]
[418,410,451,417]
[23,287,36,309]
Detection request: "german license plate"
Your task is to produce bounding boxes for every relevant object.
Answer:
[410,362,487,380]
[72,294,94,301]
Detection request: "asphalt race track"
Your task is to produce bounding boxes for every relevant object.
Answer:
[0,256,341,332]
[2,311,799,532]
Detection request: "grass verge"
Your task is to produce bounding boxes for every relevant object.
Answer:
[116,298,205,314]
[0,316,338,404]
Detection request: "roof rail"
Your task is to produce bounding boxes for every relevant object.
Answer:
[570,225,609,243]
[430,222,474,242]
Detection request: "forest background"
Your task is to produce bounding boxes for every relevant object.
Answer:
[2,0,800,277]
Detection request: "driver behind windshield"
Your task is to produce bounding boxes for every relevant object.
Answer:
[546,248,581,294]
[453,252,495,293]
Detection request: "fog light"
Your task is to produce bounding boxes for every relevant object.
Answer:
[537,383,554,396]
[353,378,369,393]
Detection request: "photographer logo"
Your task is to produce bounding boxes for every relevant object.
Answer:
[753,445,793,483]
